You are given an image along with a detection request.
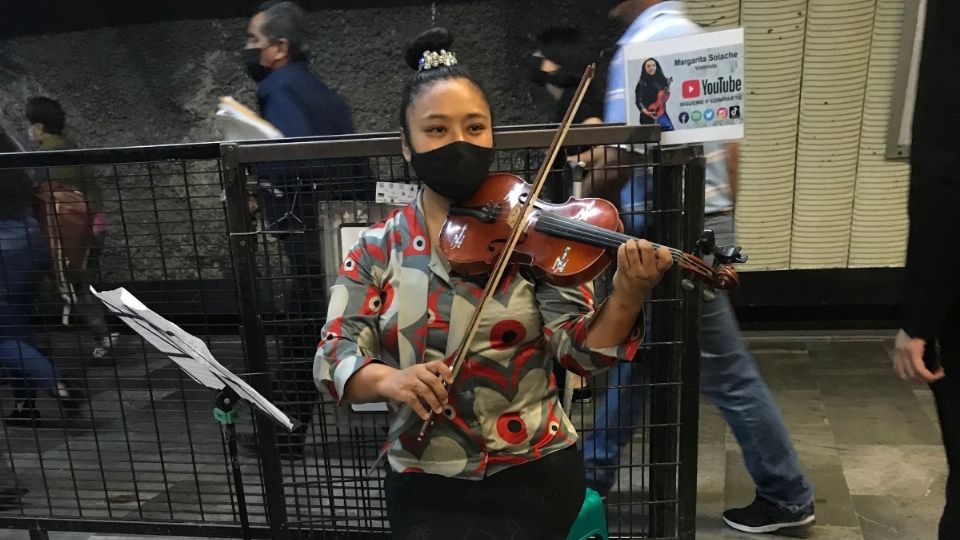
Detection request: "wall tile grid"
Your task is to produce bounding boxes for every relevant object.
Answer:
[687,0,909,270]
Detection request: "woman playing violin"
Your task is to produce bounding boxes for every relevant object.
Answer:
[314,27,672,538]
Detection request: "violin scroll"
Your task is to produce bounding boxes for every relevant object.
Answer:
[675,254,741,291]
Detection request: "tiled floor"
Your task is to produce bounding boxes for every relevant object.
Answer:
[696,330,947,539]
[0,330,947,539]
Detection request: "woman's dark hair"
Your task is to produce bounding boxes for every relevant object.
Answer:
[256,1,309,62]
[25,96,65,134]
[639,58,669,88]
[398,27,491,136]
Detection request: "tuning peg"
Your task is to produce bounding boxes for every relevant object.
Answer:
[702,289,716,302]
[681,279,695,291]
[696,230,716,256]
[714,245,748,265]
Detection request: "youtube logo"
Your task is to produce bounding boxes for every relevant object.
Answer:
[681,79,701,98]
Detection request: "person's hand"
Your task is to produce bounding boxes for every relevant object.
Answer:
[376,360,454,420]
[611,239,673,302]
[894,329,944,384]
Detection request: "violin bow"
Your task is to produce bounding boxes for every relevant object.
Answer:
[368,65,597,474]
[419,65,597,437]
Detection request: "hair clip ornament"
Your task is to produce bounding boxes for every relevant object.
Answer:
[418,49,458,71]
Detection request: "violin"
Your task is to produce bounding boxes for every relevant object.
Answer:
[441,172,745,290]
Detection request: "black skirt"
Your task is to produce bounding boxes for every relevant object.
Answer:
[384,444,586,539]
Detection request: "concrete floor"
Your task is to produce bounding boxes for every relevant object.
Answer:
[695,330,946,539]
[0,329,947,539]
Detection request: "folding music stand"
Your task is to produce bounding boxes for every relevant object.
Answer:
[91,287,295,540]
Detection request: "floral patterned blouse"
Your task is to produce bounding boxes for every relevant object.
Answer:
[314,194,643,480]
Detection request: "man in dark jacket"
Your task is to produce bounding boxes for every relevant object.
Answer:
[893,1,960,538]
[242,1,359,459]
[243,2,353,138]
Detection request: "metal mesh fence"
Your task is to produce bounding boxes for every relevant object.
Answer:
[0,147,271,534]
[0,125,703,539]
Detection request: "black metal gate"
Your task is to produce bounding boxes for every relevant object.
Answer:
[0,125,703,539]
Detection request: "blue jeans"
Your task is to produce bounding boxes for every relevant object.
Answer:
[582,215,813,512]
[0,216,59,398]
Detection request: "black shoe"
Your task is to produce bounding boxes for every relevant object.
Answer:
[722,496,815,534]
[5,402,40,428]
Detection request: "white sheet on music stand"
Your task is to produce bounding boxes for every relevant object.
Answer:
[91,287,294,431]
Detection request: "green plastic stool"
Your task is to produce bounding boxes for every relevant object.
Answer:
[566,488,608,540]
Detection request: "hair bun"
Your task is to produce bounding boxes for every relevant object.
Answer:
[404,27,455,70]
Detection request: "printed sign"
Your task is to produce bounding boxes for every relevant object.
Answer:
[375,181,418,206]
[623,28,745,145]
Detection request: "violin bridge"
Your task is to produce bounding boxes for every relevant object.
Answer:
[552,246,572,273]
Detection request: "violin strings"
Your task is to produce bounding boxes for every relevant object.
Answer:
[535,213,715,274]
[536,213,687,258]
[535,221,716,276]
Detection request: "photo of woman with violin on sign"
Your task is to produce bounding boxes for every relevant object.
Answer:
[313,27,673,538]
[634,57,674,131]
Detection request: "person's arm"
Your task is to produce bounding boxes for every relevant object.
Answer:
[585,239,672,347]
[313,231,452,420]
[571,145,642,202]
[894,174,960,384]
[535,240,672,376]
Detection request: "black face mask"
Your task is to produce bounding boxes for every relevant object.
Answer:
[410,141,495,204]
[242,48,271,82]
[527,56,580,89]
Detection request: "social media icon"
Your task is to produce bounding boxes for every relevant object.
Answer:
[690,110,702,122]
[729,105,741,119]
[703,108,715,121]
[681,79,701,99]
[679,112,690,124]
[717,107,728,120]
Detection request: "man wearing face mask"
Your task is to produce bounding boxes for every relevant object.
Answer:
[529,27,605,127]
[243,1,353,138]
[240,1,361,460]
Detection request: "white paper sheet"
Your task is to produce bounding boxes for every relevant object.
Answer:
[92,287,294,431]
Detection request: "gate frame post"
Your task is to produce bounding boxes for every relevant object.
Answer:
[647,145,704,538]
[221,143,291,540]
[678,146,705,540]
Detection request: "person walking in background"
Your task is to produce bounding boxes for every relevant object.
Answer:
[893,0,960,537]
[577,1,815,533]
[0,165,80,427]
[528,27,605,127]
[528,26,605,405]
[25,96,117,360]
[241,0,359,459]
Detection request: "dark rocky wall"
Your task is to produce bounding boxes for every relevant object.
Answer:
[0,1,618,149]
[0,1,619,283]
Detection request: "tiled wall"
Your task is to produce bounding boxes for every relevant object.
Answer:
[685,0,910,270]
